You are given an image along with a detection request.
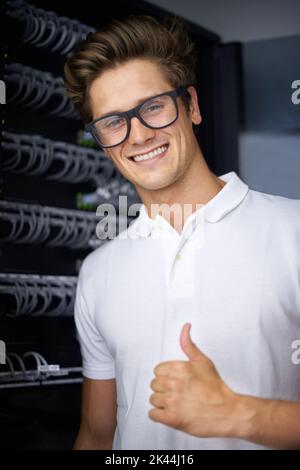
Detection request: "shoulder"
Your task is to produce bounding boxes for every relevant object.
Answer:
[246,189,300,249]
[78,220,139,286]
[79,241,110,281]
[247,188,300,225]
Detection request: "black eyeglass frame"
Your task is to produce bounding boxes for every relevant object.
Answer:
[85,85,190,148]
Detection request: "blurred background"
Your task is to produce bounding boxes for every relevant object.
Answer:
[0,0,299,449]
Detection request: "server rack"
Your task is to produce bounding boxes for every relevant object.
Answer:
[0,0,241,449]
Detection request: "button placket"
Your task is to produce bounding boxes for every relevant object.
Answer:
[168,242,196,300]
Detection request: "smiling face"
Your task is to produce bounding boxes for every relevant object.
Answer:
[89,58,202,193]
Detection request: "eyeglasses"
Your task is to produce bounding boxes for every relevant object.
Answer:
[85,85,189,148]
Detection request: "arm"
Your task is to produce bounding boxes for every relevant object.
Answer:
[233,394,300,449]
[73,377,117,450]
[149,323,300,449]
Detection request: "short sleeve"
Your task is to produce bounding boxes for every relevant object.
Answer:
[74,269,115,380]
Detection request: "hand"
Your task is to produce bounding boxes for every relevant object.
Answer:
[149,323,242,438]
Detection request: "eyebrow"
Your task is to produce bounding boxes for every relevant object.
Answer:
[99,90,167,119]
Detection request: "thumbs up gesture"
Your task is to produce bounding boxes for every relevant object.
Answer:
[149,323,241,438]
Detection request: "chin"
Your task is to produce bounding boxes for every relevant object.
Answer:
[138,178,175,192]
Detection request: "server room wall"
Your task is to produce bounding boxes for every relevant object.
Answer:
[0,0,240,449]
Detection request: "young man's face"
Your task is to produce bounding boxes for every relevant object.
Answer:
[89,58,202,192]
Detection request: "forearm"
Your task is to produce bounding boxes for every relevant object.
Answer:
[232,395,300,449]
[73,425,114,450]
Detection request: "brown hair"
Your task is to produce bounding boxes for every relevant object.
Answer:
[64,14,197,124]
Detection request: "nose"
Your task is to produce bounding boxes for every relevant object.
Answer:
[127,116,155,145]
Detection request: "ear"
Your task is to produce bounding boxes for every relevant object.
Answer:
[187,86,202,125]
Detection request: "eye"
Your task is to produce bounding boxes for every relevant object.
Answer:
[143,102,163,114]
[105,117,125,129]
[145,103,163,112]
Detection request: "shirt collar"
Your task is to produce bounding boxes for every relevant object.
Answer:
[204,171,249,223]
[129,171,249,239]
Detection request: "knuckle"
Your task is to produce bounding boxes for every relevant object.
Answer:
[164,392,176,407]
[174,362,186,373]
[149,393,156,406]
[150,378,156,390]
[165,411,180,428]
[167,377,180,391]
[149,408,159,422]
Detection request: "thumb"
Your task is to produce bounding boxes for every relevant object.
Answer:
[180,323,208,361]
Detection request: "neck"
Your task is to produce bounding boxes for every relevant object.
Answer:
[135,147,226,234]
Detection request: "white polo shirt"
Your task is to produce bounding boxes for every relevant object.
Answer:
[74,171,300,450]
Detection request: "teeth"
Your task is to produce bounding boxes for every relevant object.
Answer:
[132,145,168,162]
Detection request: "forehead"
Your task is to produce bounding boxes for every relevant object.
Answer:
[89,58,173,118]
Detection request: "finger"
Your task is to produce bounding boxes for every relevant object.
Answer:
[149,407,167,423]
[150,376,166,392]
[154,360,181,376]
[149,408,178,428]
[180,323,209,362]
[151,376,179,393]
[149,392,165,409]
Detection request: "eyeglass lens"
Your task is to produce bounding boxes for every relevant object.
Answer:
[92,94,177,147]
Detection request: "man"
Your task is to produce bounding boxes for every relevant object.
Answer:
[64,15,300,450]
